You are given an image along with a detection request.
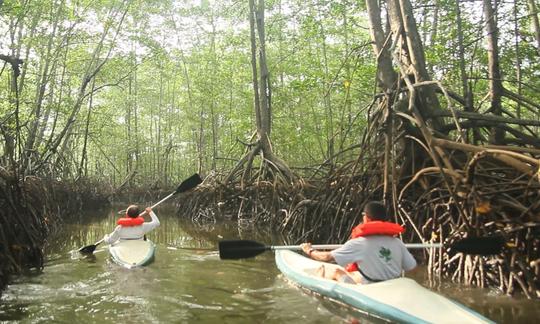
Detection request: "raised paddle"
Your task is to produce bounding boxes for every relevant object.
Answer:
[79,173,203,254]
[218,236,505,260]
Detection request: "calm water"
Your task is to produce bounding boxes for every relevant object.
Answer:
[1,206,538,323]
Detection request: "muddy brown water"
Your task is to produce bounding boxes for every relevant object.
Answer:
[0,206,538,323]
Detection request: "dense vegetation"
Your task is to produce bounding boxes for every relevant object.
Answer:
[1,0,539,297]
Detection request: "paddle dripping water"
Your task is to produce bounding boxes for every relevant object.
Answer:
[0,207,538,323]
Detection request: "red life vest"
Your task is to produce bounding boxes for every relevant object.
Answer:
[345,221,405,272]
[117,216,145,227]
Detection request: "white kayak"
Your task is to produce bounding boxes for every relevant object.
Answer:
[275,250,494,323]
[109,239,156,269]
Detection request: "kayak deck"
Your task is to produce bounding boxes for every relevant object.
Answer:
[109,239,155,269]
[275,250,493,324]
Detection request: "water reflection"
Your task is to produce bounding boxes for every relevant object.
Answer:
[1,205,539,323]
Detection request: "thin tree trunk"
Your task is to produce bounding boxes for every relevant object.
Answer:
[455,0,480,143]
[132,52,140,172]
[126,63,134,175]
[430,1,439,46]
[35,37,70,153]
[198,105,205,175]
[483,0,505,144]
[210,10,218,171]
[428,1,439,74]
[514,0,523,120]
[78,78,96,179]
[527,0,540,56]
[169,16,198,175]
[249,0,263,131]
[319,21,335,164]
[17,2,43,94]
[158,59,164,180]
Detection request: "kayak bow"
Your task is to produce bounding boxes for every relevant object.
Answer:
[109,239,156,269]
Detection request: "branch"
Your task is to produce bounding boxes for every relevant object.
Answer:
[0,54,23,77]
[432,138,538,175]
[432,110,540,127]
[503,88,540,110]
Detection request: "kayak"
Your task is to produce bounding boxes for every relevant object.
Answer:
[109,239,156,269]
[275,250,494,323]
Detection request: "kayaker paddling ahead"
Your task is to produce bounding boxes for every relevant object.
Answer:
[301,201,417,284]
[103,205,160,244]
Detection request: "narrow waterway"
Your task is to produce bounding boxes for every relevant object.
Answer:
[0,206,538,323]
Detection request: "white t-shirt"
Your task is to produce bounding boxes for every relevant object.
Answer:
[103,211,160,244]
[331,235,417,283]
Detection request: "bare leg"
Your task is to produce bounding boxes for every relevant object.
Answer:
[315,265,358,284]
[315,265,333,280]
[332,268,359,284]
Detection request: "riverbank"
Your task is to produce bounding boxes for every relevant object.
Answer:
[0,175,109,295]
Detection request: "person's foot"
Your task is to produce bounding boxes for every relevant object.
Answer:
[315,265,326,278]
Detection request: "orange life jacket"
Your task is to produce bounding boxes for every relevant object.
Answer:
[117,216,145,227]
[345,221,405,272]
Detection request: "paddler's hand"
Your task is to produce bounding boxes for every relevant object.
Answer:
[139,207,152,218]
[301,243,313,256]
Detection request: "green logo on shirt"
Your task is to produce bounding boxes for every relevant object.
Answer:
[379,247,392,262]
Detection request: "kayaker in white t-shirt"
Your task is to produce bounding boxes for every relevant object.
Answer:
[103,205,160,244]
[301,201,417,284]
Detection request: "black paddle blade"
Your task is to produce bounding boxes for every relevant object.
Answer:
[450,236,505,255]
[175,173,202,194]
[78,244,98,254]
[219,240,269,259]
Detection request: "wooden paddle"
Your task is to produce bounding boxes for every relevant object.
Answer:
[78,173,203,254]
[218,236,506,260]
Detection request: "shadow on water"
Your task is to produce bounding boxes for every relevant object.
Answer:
[1,205,539,323]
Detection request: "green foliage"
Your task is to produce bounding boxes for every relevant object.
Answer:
[2,0,537,186]
[419,0,540,123]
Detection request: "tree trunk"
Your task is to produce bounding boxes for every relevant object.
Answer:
[527,0,540,56]
[483,0,505,144]
[78,78,96,179]
[386,0,443,130]
[455,0,480,143]
[210,10,218,171]
[365,0,397,90]
[513,0,523,120]
[319,20,335,165]
[429,1,439,46]
[226,0,293,184]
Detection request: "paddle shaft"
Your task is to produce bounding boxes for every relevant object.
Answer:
[219,236,503,260]
[150,192,175,209]
[139,173,202,216]
[271,243,443,251]
[118,185,199,215]
[116,195,173,215]
[138,192,175,217]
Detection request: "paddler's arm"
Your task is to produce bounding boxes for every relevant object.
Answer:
[103,226,121,244]
[300,243,335,262]
[141,207,160,232]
